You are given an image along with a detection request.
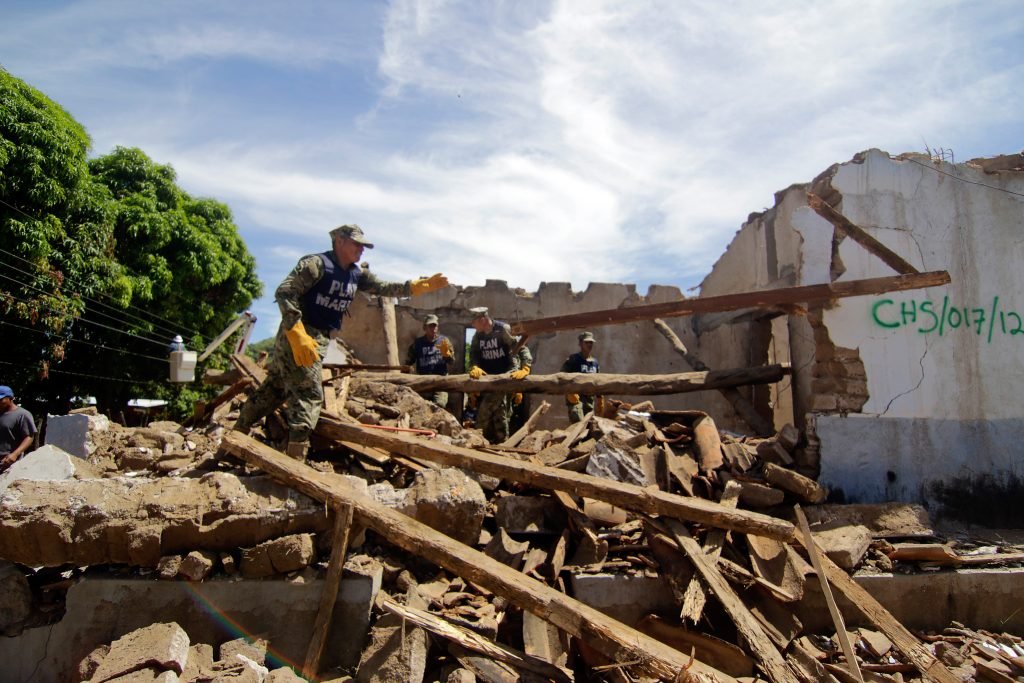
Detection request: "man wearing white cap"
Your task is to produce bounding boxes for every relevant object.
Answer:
[235,224,448,460]
[467,307,532,443]
[0,385,37,472]
[405,313,455,409]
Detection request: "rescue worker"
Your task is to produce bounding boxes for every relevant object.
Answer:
[0,385,37,472]
[561,331,600,423]
[467,307,532,443]
[234,224,448,460]
[405,313,455,409]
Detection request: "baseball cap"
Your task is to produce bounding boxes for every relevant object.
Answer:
[424,314,439,326]
[469,307,489,320]
[0,385,13,399]
[330,224,375,248]
[578,331,596,343]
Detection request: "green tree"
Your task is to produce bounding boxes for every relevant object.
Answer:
[0,68,262,419]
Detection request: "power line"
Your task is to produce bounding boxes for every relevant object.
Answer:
[0,244,206,340]
[904,156,1024,199]
[0,358,150,386]
[0,319,169,362]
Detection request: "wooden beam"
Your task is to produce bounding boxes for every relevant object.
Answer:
[656,520,801,683]
[500,400,550,448]
[313,413,795,541]
[349,364,789,395]
[795,505,864,683]
[807,193,919,276]
[507,271,950,336]
[302,502,354,680]
[381,297,400,367]
[793,519,961,683]
[652,318,775,436]
[219,431,739,683]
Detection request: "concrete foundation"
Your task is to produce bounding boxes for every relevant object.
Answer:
[571,567,1024,635]
[0,570,381,683]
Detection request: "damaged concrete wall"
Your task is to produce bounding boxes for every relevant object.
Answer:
[701,148,1024,522]
[339,279,768,433]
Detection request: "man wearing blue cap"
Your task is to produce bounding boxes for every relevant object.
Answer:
[0,386,37,472]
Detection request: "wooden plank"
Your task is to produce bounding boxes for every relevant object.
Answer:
[793,513,961,683]
[351,364,789,395]
[806,193,919,276]
[507,270,950,336]
[501,400,551,448]
[379,593,572,682]
[302,502,354,680]
[322,369,338,414]
[680,479,741,623]
[314,413,796,541]
[795,505,864,683]
[658,520,801,683]
[381,297,400,367]
[219,431,740,683]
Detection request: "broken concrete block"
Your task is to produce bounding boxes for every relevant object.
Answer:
[79,644,110,682]
[43,413,91,458]
[219,637,269,667]
[494,495,564,533]
[0,562,32,636]
[408,468,486,546]
[156,556,182,581]
[180,643,214,682]
[483,528,530,569]
[99,667,180,682]
[178,550,217,581]
[586,439,651,487]
[355,591,429,683]
[0,444,102,495]
[811,524,873,570]
[241,534,315,577]
[267,666,307,682]
[89,622,189,682]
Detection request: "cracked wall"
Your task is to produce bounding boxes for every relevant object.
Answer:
[701,148,1024,521]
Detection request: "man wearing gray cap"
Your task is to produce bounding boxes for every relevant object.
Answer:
[235,224,448,461]
[405,313,455,409]
[0,385,37,472]
[561,331,600,423]
[467,307,532,443]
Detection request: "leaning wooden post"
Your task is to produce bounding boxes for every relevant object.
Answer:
[302,502,355,680]
[794,505,864,683]
[381,297,400,367]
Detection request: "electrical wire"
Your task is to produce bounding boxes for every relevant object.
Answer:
[0,359,149,386]
[903,156,1024,199]
[0,243,206,341]
[0,320,168,362]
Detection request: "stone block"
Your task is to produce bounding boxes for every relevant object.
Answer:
[409,468,486,546]
[494,495,564,533]
[101,667,180,682]
[180,643,214,682]
[89,622,189,682]
[811,524,873,570]
[0,444,102,495]
[43,413,91,458]
[569,573,674,627]
[267,667,307,682]
[0,561,32,635]
[356,591,428,683]
[219,637,268,667]
[178,551,217,581]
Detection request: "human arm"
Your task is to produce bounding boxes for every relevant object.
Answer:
[358,270,449,298]
[509,343,533,379]
[275,255,325,329]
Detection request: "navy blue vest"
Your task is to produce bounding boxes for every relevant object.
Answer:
[474,322,516,374]
[413,336,450,375]
[301,252,361,332]
[562,352,599,374]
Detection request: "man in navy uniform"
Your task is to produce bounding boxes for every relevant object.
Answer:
[467,307,532,443]
[235,224,448,460]
[561,331,600,423]
[405,313,455,409]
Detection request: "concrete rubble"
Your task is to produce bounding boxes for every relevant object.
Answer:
[0,363,1022,683]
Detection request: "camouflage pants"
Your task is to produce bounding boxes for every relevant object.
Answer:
[567,396,595,424]
[235,326,326,443]
[477,393,511,444]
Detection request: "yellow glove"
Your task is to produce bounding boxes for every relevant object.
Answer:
[410,273,449,296]
[284,321,319,367]
[594,396,606,416]
[513,393,523,405]
[566,393,580,405]
[438,337,454,359]
[468,365,486,379]
[509,365,531,380]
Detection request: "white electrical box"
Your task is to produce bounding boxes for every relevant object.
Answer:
[169,350,198,383]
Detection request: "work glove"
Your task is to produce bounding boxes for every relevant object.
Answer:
[468,365,486,379]
[284,321,320,368]
[513,393,523,406]
[410,273,449,296]
[509,365,531,380]
[566,393,580,405]
[439,337,454,359]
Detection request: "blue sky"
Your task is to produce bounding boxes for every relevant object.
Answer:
[2,0,1022,342]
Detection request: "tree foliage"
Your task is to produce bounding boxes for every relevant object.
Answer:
[0,68,262,419]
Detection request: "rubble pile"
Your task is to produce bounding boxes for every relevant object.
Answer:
[2,361,1023,682]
